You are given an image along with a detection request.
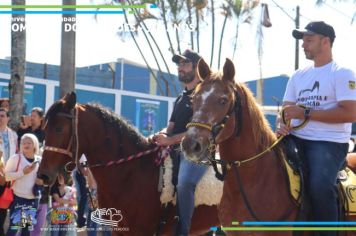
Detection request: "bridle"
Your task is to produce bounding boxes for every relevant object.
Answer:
[186,88,242,180]
[185,87,302,222]
[43,107,79,172]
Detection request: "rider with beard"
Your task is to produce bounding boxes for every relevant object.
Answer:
[151,49,207,236]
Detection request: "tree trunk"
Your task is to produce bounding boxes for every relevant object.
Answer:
[231,25,239,60]
[59,0,76,98]
[160,0,175,55]
[195,7,200,53]
[9,0,26,130]
[209,0,215,67]
[123,10,164,96]
[217,14,228,69]
[186,0,194,50]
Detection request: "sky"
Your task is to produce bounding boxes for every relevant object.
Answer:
[0,0,356,82]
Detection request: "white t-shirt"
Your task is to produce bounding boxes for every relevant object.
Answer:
[5,154,42,199]
[283,61,356,143]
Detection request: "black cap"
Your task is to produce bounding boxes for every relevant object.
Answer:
[292,21,336,43]
[172,49,202,64]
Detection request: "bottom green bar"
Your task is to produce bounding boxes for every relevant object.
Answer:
[221,227,356,231]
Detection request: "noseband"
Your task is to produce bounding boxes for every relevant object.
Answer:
[43,107,79,172]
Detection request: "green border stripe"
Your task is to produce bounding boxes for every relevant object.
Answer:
[221,227,356,231]
[0,5,146,9]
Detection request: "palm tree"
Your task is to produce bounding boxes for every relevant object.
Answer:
[159,0,175,54]
[167,0,184,54]
[217,3,231,69]
[59,0,76,97]
[209,0,215,67]
[129,0,179,95]
[193,0,208,53]
[122,9,165,95]
[186,0,194,50]
[217,0,259,69]
[9,0,26,129]
[128,0,173,96]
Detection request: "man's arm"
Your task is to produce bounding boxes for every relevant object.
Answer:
[282,101,356,123]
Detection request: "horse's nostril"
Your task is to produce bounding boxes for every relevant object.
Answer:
[193,141,201,153]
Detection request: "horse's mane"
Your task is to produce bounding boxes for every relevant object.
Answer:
[45,101,149,149]
[237,83,277,151]
[196,73,277,151]
[84,104,149,149]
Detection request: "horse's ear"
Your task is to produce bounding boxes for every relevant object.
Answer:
[222,58,235,82]
[197,59,211,80]
[62,91,77,109]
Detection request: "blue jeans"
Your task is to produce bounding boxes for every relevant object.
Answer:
[74,170,88,228]
[292,136,348,236]
[177,153,208,235]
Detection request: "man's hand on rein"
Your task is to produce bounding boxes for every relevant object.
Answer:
[283,105,305,120]
[275,123,292,137]
[153,133,173,146]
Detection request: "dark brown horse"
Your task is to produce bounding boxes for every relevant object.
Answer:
[181,58,356,235]
[37,92,220,236]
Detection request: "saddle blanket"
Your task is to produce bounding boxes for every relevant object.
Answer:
[284,156,356,215]
[159,154,223,207]
[338,167,356,215]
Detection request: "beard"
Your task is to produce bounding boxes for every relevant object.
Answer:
[178,70,195,84]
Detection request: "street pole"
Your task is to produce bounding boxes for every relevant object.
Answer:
[295,6,300,70]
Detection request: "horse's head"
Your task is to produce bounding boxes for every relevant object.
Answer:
[182,58,240,163]
[38,92,77,185]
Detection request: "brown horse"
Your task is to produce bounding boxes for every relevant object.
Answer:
[37,92,220,236]
[181,58,356,235]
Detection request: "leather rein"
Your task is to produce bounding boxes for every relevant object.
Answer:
[185,88,308,222]
[42,106,168,171]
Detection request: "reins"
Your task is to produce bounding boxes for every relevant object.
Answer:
[43,106,169,171]
[187,104,310,180]
[186,101,310,222]
[86,146,170,168]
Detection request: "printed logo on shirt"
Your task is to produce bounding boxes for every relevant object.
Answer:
[51,208,75,225]
[349,81,355,90]
[10,204,37,230]
[298,81,320,96]
[296,81,327,107]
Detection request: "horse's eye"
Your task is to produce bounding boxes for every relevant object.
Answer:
[55,127,62,133]
[219,98,228,105]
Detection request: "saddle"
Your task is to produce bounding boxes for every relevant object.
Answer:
[158,150,223,207]
[282,135,356,216]
[338,167,356,215]
[281,135,303,204]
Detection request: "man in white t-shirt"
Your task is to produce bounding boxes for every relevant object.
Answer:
[277,21,356,234]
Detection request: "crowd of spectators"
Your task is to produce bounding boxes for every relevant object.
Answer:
[0,98,107,236]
